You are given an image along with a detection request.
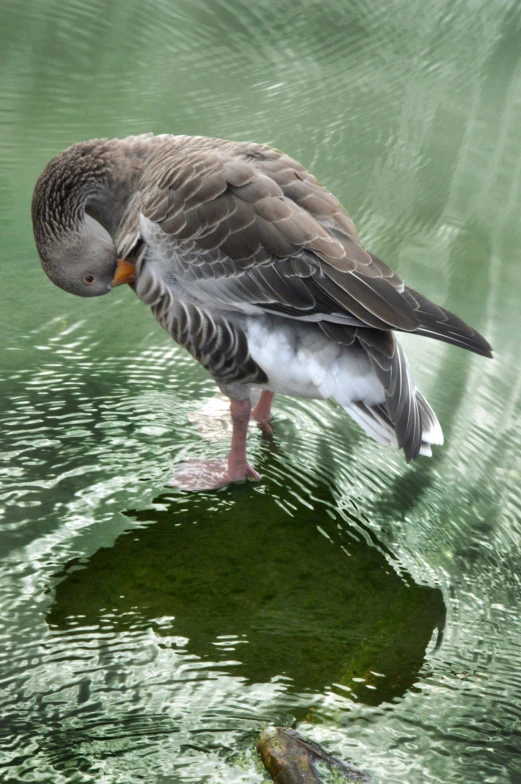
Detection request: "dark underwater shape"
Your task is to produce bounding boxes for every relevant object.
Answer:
[47,485,445,705]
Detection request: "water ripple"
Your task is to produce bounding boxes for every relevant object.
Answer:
[3,0,521,780]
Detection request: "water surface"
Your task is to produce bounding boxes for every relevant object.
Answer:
[1,0,521,781]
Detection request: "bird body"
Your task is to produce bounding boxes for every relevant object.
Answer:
[32,134,492,489]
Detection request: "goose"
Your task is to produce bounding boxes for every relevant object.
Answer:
[32,134,492,491]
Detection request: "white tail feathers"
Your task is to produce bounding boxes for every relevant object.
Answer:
[344,390,443,459]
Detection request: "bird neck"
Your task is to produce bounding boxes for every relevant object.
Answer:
[32,135,168,247]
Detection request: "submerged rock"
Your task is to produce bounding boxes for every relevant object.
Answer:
[257,727,370,783]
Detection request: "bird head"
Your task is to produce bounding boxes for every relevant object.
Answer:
[32,140,139,298]
[35,229,119,297]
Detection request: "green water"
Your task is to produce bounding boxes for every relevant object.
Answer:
[2,1,521,781]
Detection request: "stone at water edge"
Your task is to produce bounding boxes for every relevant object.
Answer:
[257,726,370,783]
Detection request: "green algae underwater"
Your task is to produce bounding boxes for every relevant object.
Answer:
[47,482,445,709]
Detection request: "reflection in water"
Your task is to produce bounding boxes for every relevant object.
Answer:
[2,0,521,781]
[48,488,445,703]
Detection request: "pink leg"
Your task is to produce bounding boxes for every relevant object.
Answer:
[227,398,261,480]
[169,398,261,491]
[252,391,275,435]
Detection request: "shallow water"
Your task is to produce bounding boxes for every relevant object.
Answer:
[1,0,521,781]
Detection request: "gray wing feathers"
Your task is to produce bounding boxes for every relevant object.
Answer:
[403,287,492,357]
[118,135,491,357]
[133,137,424,333]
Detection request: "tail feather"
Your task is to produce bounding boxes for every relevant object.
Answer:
[353,329,443,461]
[345,401,398,448]
[346,392,442,460]
[416,390,443,446]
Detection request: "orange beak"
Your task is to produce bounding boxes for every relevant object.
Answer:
[111,259,137,287]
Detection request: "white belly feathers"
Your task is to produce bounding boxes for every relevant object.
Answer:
[244,316,384,406]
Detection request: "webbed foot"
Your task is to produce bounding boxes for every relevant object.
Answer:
[169,458,261,491]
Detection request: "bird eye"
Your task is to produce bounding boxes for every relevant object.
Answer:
[84,274,95,284]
